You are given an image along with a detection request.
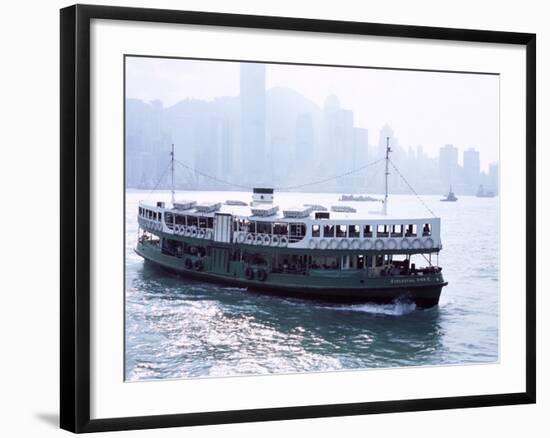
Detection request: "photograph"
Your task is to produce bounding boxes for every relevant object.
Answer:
[124,55,500,381]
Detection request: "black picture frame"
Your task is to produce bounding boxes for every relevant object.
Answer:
[60,4,536,433]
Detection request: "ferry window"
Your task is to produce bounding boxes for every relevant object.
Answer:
[175,215,185,225]
[165,212,174,224]
[187,216,198,227]
[323,224,335,238]
[423,223,432,236]
[207,217,214,229]
[158,212,163,222]
[377,224,389,237]
[406,224,417,237]
[391,224,403,237]
[290,223,306,237]
[257,222,271,234]
[249,221,257,234]
[336,225,347,238]
[199,217,207,228]
[363,225,373,237]
[349,225,360,238]
[273,223,288,235]
[152,212,157,220]
[139,207,142,216]
[312,224,321,237]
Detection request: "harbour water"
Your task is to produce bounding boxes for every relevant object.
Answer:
[125,191,499,381]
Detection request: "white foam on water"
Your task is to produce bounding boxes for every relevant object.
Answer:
[327,301,418,316]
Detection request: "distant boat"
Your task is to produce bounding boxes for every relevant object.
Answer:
[339,194,379,202]
[476,185,496,198]
[441,186,458,202]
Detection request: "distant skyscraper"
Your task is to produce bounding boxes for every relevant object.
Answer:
[240,63,266,185]
[488,162,499,194]
[463,148,481,192]
[353,128,369,168]
[295,113,314,171]
[439,144,459,190]
[321,94,340,166]
[322,95,354,175]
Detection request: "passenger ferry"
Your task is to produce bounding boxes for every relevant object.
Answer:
[135,144,448,308]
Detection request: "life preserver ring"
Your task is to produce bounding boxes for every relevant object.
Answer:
[361,239,373,250]
[329,239,339,250]
[194,259,204,271]
[351,239,361,250]
[255,234,264,245]
[387,239,398,250]
[257,269,267,282]
[246,233,254,245]
[184,227,192,237]
[375,239,385,251]
[245,266,254,280]
[309,239,318,250]
[190,226,198,238]
[197,229,205,239]
[412,238,423,249]
[271,235,280,246]
[279,236,289,247]
[205,230,213,240]
[174,224,180,234]
[425,237,434,249]
[319,239,328,250]
[400,239,411,250]
[237,232,246,243]
[263,234,271,246]
[184,258,193,270]
[339,239,350,250]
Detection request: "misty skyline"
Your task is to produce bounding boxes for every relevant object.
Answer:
[126,56,499,172]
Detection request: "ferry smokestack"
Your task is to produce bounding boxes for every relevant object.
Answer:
[252,187,274,205]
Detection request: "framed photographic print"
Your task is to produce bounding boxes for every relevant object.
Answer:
[60,4,536,433]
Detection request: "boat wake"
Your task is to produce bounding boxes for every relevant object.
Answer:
[322,301,418,316]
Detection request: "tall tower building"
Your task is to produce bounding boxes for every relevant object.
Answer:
[463,147,481,193]
[439,144,459,191]
[353,127,369,167]
[295,113,314,175]
[240,63,267,185]
[322,95,354,176]
[488,162,499,194]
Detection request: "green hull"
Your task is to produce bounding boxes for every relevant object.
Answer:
[136,240,447,308]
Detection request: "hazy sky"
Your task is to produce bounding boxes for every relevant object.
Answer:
[126,56,499,171]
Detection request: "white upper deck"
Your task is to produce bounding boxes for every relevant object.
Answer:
[137,190,442,252]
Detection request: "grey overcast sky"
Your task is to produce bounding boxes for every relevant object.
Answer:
[126,57,499,172]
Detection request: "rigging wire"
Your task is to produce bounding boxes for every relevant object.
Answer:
[152,156,434,219]
[388,159,437,218]
[148,161,173,194]
[274,158,385,191]
[170,157,386,192]
[174,159,252,190]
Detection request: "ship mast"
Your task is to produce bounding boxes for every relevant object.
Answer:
[170,143,175,206]
[383,136,392,216]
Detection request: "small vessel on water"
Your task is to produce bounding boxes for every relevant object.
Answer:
[441,186,458,202]
[476,185,495,198]
[136,141,447,307]
[339,194,379,202]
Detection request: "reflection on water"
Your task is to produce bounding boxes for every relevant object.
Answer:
[125,191,499,381]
